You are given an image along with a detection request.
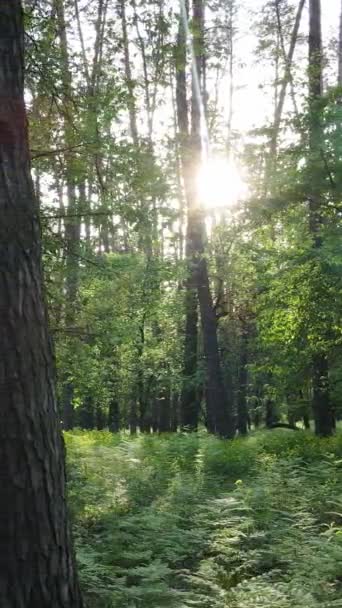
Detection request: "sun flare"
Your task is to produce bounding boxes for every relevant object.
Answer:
[197,157,247,210]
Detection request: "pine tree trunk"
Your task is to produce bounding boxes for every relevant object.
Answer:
[0,3,83,605]
[308,0,334,436]
[175,3,201,431]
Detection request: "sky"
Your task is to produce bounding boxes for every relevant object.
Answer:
[229,0,342,134]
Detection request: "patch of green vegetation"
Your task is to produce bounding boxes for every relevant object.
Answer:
[65,431,342,607]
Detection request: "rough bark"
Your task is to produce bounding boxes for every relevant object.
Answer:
[0,2,83,605]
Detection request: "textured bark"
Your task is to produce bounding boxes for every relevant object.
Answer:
[0,2,83,605]
[308,0,334,436]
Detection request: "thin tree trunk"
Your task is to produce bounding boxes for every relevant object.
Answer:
[227,1,234,155]
[0,3,83,604]
[270,0,306,159]
[338,0,342,86]
[131,0,153,139]
[119,0,139,144]
[74,0,91,85]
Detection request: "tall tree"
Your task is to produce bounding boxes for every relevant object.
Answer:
[338,0,342,86]
[308,0,334,435]
[178,0,234,437]
[54,0,81,429]
[176,0,201,431]
[270,0,306,158]
[0,2,83,605]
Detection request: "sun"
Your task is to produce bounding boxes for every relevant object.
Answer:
[197,157,247,210]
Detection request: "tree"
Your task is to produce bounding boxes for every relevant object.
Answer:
[175,0,201,431]
[178,0,234,437]
[0,2,83,605]
[308,0,334,436]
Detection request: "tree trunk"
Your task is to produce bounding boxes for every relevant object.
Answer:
[338,0,342,86]
[119,0,139,144]
[0,3,83,605]
[170,392,179,432]
[108,399,120,433]
[265,399,277,428]
[176,2,201,431]
[308,0,334,436]
[129,401,138,434]
[237,328,249,436]
[158,389,172,433]
[189,0,234,438]
[78,396,95,429]
[177,0,235,437]
[270,0,305,157]
[312,353,333,436]
[54,0,81,430]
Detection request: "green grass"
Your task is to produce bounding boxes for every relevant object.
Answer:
[65,430,342,607]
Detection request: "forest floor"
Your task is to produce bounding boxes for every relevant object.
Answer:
[65,430,342,608]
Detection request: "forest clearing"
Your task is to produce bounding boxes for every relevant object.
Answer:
[1,0,342,606]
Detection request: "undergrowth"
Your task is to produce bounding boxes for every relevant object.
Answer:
[64,430,342,607]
